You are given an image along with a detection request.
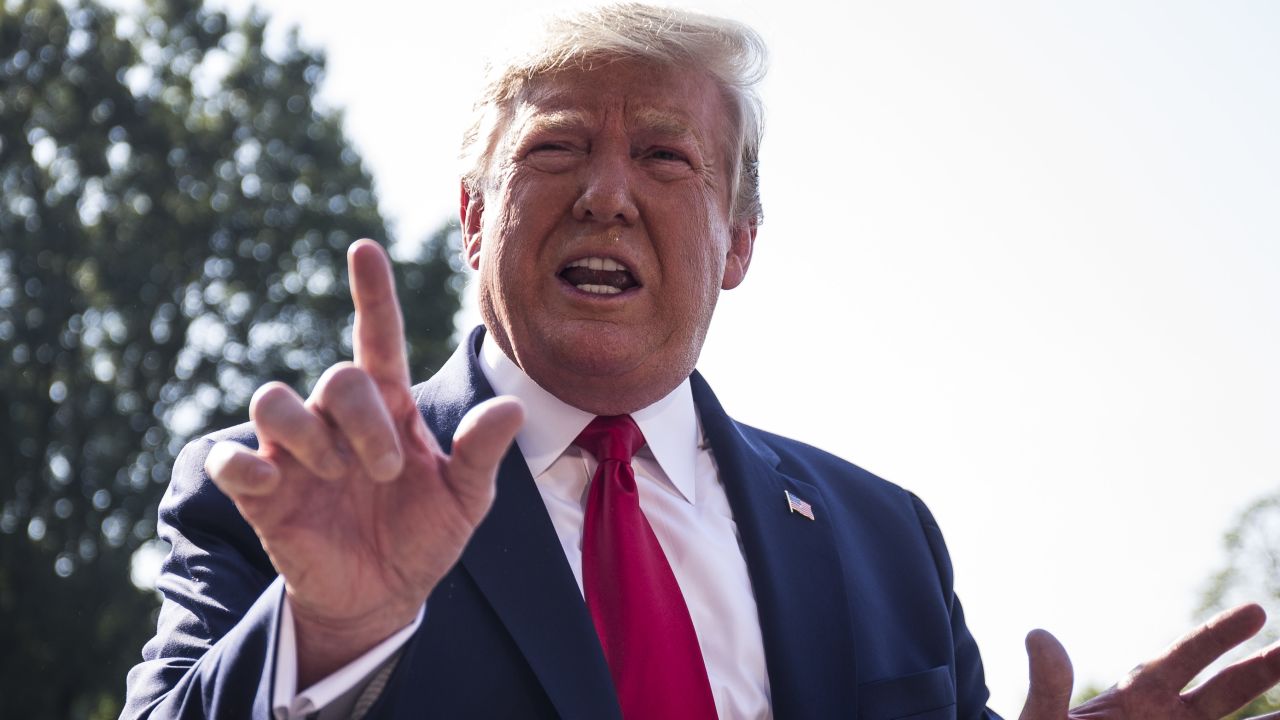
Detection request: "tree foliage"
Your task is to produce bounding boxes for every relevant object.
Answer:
[0,0,462,716]
[1200,493,1280,717]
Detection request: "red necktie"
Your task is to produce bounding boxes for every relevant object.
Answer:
[577,415,719,720]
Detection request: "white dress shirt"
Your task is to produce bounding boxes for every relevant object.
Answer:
[273,336,772,718]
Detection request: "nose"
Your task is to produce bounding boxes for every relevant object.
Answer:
[571,149,639,225]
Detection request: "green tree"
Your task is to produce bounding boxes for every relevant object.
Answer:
[0,1,462,716]
[1200,493,1280,717]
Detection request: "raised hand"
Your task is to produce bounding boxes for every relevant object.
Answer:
[1020,604,1280,720]
[203,239,523,686]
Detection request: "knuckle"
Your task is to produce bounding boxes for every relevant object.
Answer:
[451,445,484,475]
[203,442,235,479]
[303,423,335,454]
[250,381,296,416]
[205,443,251,486]
[452,441,497,480]
[351,425,396,459]
[318,362,373,401]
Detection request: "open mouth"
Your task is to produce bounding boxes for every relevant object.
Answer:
[558,257,640,296]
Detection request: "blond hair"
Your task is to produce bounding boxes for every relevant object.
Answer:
[459,3,768,225]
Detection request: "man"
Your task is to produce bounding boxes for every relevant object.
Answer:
[123,4,1280,719]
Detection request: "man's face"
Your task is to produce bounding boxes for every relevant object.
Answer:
[462,60,754,415]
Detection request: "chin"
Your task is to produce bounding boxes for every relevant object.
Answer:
[545,339,645,378]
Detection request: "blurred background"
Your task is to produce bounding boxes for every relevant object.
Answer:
[1,0,1277,717]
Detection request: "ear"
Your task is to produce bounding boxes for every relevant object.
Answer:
[460,181,485,272]
[721,221,756,290]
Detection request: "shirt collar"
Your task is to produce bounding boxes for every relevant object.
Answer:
[479,334,699,504]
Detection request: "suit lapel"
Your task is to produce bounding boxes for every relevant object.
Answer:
[414,331,620,719]
[692,373,859,718]
[417,334,857,717]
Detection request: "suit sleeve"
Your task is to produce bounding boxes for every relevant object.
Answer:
[909,492,1005,720]
[121,435,283,720]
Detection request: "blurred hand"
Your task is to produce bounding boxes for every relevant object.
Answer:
[204,239,523,686]
[1020,604,1280,720]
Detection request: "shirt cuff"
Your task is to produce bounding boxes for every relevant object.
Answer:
[271,597,425,720]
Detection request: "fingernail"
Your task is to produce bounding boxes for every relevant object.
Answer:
[371,452,402,482]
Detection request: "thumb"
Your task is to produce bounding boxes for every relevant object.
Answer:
[1020,629,1074,720]
[444,396,525,511]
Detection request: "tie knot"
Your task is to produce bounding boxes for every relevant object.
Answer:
[575,415,646,463]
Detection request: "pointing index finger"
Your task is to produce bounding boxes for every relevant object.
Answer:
[349,239,411,393]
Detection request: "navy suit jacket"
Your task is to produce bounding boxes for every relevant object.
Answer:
[123,328,1002,719]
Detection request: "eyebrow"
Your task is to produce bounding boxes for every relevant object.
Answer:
[520,109,590,136]
[515,104,709,157]
[630,108,709,156]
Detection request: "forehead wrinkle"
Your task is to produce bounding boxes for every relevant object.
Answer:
[507,81,720,168]
[520,84,703,135]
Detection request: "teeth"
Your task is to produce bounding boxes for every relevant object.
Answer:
[577,284,622,295]
[566,257,628,272]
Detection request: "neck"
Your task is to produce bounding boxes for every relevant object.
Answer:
[482,327,692,416]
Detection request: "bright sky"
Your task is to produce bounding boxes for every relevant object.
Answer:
[208,0,1280,713]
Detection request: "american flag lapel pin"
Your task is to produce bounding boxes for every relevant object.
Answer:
[785,490,815,521]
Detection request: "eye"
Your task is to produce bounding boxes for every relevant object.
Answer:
[521,140,583,173]
[646,148,689,163]
[528,142,574,155]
